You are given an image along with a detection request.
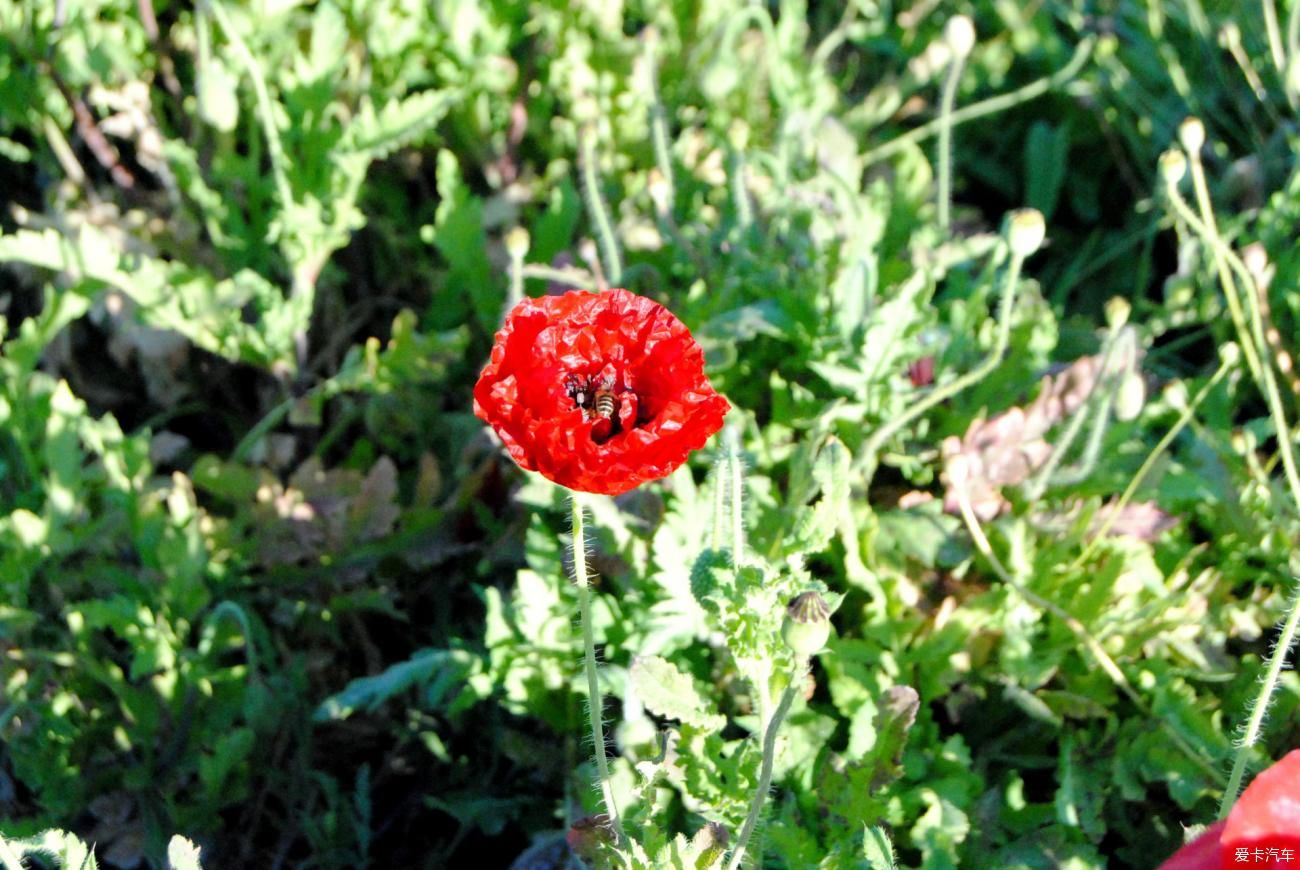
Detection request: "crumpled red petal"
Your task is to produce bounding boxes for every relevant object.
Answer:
[473,288,730,495]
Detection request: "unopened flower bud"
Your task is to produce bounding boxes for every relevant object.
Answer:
[647,168,673,215]
[782,591,831,658]
[1114,371,1146,422]
[1165,380,1190,412]
[945,15,977,59]
[504,226,530,260]
[1220,342,1241,368]
[1179,117,1206,154]
[1158,149,1187,186]
[1006,208,1046,258]
[728,119,750,152]
[1105,296,1131,330]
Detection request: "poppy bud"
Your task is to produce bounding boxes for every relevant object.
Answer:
[505,226,530,260]
[782,591,831,658]
[1006,208,1045,258]
[945,15,976,59]
[1114,371,1146,422]
[1159,149,1187,186]
[1179,117,1206,154]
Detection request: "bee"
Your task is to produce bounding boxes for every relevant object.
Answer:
[593,375,619,420]
[566,374,620,421]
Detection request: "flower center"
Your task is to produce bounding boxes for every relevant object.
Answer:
[565,373,630,443]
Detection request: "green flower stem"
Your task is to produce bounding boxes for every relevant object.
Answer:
[937,50,965,233]
[954,484,1225,786]
[1288,1,1300,104]
[727,658,806,870]
[1178,149,1300,506]
[1072,352,1232,567]
[712,452,727,551]
[1181,142,1300,816]
[1263,0,1286,78]
[644,35,676,207]
[728,428,745,565]
[571,493,624,843]
[578,126,624,288]
[1166,171,1266,389]
[1220,588,1300,818]
[859,246,1025,485]
[1023,329,1126,499]
[861,37,1094,166]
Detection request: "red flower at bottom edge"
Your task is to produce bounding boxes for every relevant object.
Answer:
[473,288,730,496]
[1160,750,1300,870]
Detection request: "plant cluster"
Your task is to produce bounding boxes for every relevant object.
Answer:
[2,0,1300,867]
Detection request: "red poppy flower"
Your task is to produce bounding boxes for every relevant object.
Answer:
[1159,750,1300,870]
[473,288,730,496]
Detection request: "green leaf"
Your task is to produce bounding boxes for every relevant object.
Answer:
[629,656,726,731]
[341,90,455,158]
[1024,120,1070,221]
[862,825,897,870]
[314,649,480,721]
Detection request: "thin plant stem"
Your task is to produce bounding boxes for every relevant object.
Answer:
[860,247,1025,484]
[1289,0,1300,104]
[731,150,753,231]
[712,453,726,551]
[728,428,745,565]
[1181,151,1267,383]
[937,50,965,233]
[1024,329,1127,499]
[1184,139,1300,812]
[578,126,624,287]
[953,484,1225,785]
[570,493,624,843]
[1182,152,1300,508]
[861,38,1094,166]
[727,658,806,870]
[1220,587,1300,818]
[644,35,676,207]
[1262,0,1286,78]
[1072,352,1232,567]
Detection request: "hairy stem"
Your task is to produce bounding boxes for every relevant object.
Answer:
[728,427,746,565]
[937,51,965,233]
[727,658,805,870]
[571,493,624,842]
[1220,587,1300,817]
[578,126,624,288]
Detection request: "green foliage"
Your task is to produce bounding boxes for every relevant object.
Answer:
[2,0,1299,866]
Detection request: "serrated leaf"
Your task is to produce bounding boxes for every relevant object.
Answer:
[314,649,479,721]
[341,90,455,158]
[862,825,897,870]
[629,656,725,730]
